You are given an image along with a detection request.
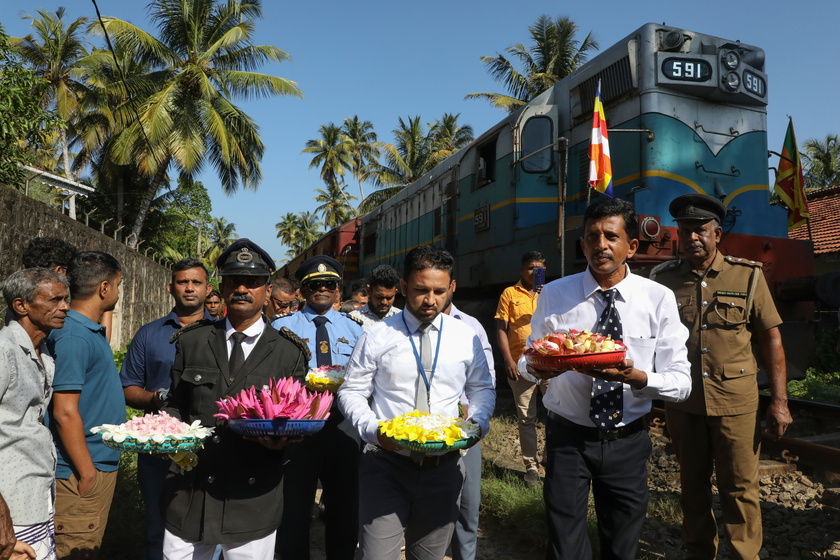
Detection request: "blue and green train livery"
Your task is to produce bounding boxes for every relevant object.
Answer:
[279,23,815,375]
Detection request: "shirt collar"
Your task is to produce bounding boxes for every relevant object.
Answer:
[301,306,337,323]
[400,308,443,333]
[583,264,633,302]
[164,308,214,327]
[224,317,265,341]
[67,309,107,334]
[4,320,44,363]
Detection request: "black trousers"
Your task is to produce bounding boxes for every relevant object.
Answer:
[277,411,361,560]
[543,413,651,560]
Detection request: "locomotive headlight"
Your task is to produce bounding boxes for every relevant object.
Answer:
[722,50,740,70]
[722,71,741,91]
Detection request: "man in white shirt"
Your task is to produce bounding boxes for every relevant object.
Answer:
[525,198,691,560]
[339,245,495,560]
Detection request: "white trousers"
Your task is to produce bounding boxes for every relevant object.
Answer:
[162,529,276,560]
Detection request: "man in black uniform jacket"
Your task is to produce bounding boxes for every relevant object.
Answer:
[161,239,309,559]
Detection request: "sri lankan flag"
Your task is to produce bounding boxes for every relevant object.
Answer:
[588,79,613,196]
[773,118,809,230]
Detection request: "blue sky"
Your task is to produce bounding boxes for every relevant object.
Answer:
[5,0,838,264]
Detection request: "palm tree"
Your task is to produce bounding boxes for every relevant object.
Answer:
[802,134,840,190]
[315,182,357,228]
[428,113,474,166]
[361,116,435,212]
[466,15,598,112]
[275,212,300,248]
[98,0,303,247]
[206,216,238,256]
[302,123,355,188]
[295,211,324,251]
[341,115,380,201]
[13,8,89,179]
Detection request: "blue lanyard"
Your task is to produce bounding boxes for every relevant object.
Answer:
[403,313,443,406]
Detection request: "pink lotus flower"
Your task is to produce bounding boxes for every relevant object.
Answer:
[214,377,333,421]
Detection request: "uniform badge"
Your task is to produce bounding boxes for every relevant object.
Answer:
[317,263,327,273]
[236,248,253,263]
[319,341,330,354]
[337,337,349,344]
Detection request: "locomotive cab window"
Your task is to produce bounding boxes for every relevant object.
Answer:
[476,139,497,188]
[521,116,553,174]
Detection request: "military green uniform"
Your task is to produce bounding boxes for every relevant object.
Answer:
[162,319,307,545]
[653,251,782,560]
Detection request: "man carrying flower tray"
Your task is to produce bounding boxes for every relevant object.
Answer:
[339,245,496,560]
[160,239,309,560]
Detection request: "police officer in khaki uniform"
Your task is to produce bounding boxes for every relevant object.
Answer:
[652,194,792,560]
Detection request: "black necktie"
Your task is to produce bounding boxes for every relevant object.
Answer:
[416,323,433,413]
[313,316,331,367]
[229,331,247,382]
[589,289,624,430]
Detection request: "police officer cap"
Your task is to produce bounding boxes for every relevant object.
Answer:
[295,255,343,283]
[216,238,275,276]
[669,194,726,222]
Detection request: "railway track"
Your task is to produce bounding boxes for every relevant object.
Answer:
[651,394,840,478]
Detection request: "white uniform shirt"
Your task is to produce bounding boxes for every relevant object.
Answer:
[339,310,496,445]
[349,304,401,330]
[520,266,691,427]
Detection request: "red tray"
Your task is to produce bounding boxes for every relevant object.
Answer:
[524,349,626,378]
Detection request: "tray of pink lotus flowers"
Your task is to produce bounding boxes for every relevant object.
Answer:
[215,377,333,437]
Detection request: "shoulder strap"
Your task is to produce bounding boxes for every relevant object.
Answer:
[169,319,214,344]
[649,259,680,280]
[277,326,312,363]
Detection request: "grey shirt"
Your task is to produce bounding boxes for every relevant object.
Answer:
[0,321,56,526]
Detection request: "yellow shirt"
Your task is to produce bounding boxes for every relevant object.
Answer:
[494,281,540,362]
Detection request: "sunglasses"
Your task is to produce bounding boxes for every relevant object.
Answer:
[271,297,298,310]
[305,280,339,292]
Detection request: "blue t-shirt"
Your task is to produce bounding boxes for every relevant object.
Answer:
[272,307,363,369]
[120,309,214,392]
[47,310,126,478]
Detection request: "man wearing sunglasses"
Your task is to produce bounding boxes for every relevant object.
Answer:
[271,255,364,560]
[265,277,299,321]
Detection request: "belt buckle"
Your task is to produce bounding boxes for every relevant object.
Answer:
[599,428,620,441]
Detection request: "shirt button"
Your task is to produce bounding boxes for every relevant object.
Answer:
[729,302,736,307]
[194,374,202,382]
[740,368,745,373]
[701,301,708,307]
[248,477,256,485]
[207,475,215,484]
[701,348,709,354]
[700,324,708,330]
[702,372,710,379]
[88,523,95,530]
[212,436,221,444]
[701,281,707,287]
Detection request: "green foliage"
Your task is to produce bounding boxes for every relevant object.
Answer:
[145,177,213,258]
[785,327,840,405]
[466,15,599,112]
[0,25,63,185]
[113,340,131,371]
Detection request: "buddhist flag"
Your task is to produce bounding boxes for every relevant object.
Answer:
[773,118,809,230]
[588,79,613,196]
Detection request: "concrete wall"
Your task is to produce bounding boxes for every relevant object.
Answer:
[0,183,171,350]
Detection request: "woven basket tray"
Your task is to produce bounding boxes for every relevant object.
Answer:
[524,349,626,379]
[101,436,208,454]
[227,418,327,437]
[387,435,479,453]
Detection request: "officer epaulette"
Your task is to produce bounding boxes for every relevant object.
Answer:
[648,259,681,280]
[725,255,764,268]
[169,318,215,344]
[343,312,364,327]
[277,326,312,363]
